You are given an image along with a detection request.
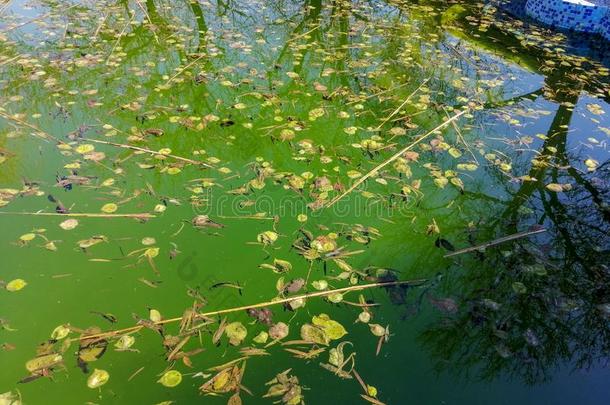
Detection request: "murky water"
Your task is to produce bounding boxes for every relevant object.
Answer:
[0,0,609,404]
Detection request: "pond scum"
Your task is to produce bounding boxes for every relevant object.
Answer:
[0,0,610,404]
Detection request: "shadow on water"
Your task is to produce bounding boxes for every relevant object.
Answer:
[418,2,610,382]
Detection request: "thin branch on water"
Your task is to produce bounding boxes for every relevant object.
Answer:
[442,106,479,164]
[3,4,79,31]
[373,78,431,131]
[164,54,207,86]
[0,211,155,219]
[217,215,275,220]
[443,227,547,258]
[81,138,214,168]
[0,111,67,145]
[346,82,410,105]
[0,54,23,67]
[285,25,320,43]
[70,279,427,343]
[325,108,468,208]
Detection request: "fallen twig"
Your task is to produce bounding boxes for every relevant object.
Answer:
[164,53,207,86]
[217,215,275,220]
[3,4,79,32]
[443,227,547,258]
[326,109,467,208]
[70,279,427,343]
[81,138,214,168]
[286,25,320,43]
[374,78,430,131]
[0,211,155,219]
[0,111,67,145]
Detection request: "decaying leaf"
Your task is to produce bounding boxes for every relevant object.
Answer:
[87,369,109,388]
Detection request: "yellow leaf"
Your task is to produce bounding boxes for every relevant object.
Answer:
[75,144,95,154]
[225,322,247,345]
[312,314,347,340]
[87,369,109,388]
[51,325,70,340]
[448,147,462,158]
[546,183,563,192]
[434,177,448,188]
[149,308,162,322]
[144,247,159,258]
[158,370,182,387]
[59,219,79,230]
[6,278,27,292]
[19,233,36,242]
[101,203,118,213]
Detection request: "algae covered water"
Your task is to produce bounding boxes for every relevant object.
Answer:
[0,0,609,404]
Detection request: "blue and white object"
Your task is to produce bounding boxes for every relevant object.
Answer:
[524,0,610,39]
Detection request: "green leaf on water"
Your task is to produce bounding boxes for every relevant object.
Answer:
[158,370,182,388]
[6,279,27,292]
[225,322,247,346]
[87,369,109,389]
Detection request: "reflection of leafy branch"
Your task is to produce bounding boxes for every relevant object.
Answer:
[420,54,610,384]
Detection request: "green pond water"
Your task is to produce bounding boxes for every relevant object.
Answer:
[1,0,610,404]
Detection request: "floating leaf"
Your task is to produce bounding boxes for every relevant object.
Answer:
[253,331,269,344]
[225,322,247,345]
[142,237,156,246]
[312,314,347,340]
[158,370,182,387]
[101,203,118,213]
[327,293,343,303]
[75,144,95,154]
[545,183,564,192]
[273,259,292,273]
[78,236,107,249]
[87,369,109,389]
[585,158,599,171]
[300,324,330,345]
[19,233,36,242]
[358,312,371,323]
[59,219,79,230]
[114,335,135,350]
[448,147,462,158]
[269,322,289,340]
[149,309,162,322]
[79,346,106,362]
[144,248,160,259]
[25,353,63,372]
[257,231,278,245]
[369,324,386,337]
[6,279,27,292]
[587,103,604,115]
[51,325,70,340]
